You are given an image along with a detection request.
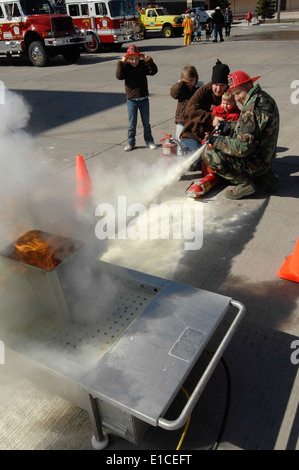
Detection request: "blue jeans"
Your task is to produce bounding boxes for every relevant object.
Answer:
[213,25,223,41]
[180,138,201,155]
[127,97,154,147]
[180,139,203,170]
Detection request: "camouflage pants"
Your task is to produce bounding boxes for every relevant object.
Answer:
[202,145,266,184]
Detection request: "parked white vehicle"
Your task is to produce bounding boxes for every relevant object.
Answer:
[183,8,212,24]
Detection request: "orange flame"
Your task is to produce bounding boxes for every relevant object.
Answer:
[12,232,60,270]
[6,230,82,271]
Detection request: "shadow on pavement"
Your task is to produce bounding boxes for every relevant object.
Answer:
[163,168,299,449]
[11,89,126,134]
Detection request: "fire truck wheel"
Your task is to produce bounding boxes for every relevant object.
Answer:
[28,41,48,67]
[62,45,81,63]
[162,26,173,38]
[84,33,101,53]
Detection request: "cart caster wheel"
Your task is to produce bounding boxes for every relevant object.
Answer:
[91,433,109,450]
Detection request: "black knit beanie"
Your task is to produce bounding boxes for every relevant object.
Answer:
[211,59,230,85]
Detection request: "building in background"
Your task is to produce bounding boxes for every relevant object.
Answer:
[229,0,299,16]
[136,1,299,17]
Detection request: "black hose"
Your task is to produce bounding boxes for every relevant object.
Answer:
[178,352,232,451]
[203,351,231,450]
[210,355,231,450]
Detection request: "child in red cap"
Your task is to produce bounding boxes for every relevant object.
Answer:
[116,44,158,151]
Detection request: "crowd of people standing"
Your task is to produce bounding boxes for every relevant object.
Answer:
[182,6,233,45]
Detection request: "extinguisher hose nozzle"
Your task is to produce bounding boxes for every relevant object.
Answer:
[184,181,194,194]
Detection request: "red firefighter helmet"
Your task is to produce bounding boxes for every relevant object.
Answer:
[228,71,261,91]
[126,44,141,57]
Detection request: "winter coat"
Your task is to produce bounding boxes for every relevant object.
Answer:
[180,81,222,142]
[223,11,233,24]
[170,80,202,124]
[211,103,240,121]
[116,56,158,100]
[213,84,280,175]
[211,10,224,26]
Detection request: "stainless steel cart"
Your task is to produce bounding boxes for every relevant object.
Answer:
[0,230,245,448]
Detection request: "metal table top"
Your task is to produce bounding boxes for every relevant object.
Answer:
[82,280,232,426]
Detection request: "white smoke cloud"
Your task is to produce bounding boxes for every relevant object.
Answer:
[0,87,207,386]
[91,147,206,277]
[0,88,30,134]
[0,88,94,249]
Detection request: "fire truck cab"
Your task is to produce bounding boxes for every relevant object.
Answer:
[64,0,141,53]
[0,0,90,66]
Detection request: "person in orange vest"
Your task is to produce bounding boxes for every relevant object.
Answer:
[182,11,194,46]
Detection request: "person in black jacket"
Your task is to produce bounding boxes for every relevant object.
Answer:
[223,7,233,37]
[116,44,158,152]
[211,6,224,42]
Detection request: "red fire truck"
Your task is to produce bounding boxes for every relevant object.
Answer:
[0,0,91,66]
[64,0,141,53]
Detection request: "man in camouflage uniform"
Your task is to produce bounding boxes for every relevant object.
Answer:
[202,70,280,200]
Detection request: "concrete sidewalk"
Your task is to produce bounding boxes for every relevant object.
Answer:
[236,8,299,22]
[0,19,298,452]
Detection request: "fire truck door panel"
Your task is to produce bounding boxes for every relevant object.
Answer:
[79,3,90,29]
[0,5,4,40]
[146,10,157,27]
[80,3,91,29]
[66,3,89,30]
[3,2,23,39]
[91,3,109,34]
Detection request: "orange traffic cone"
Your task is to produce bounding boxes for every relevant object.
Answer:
[277,237,299,283]
[76,154,92,210]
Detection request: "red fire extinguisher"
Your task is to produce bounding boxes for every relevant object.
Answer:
[186,173,222,199]
[160,133,178,157]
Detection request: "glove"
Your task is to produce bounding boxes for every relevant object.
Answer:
[216,120,232,136]
[205,133,218,146]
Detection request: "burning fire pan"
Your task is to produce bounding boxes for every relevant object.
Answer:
[0,230,245,448]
